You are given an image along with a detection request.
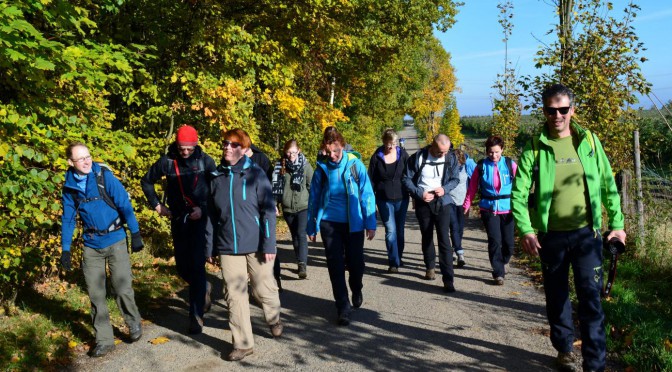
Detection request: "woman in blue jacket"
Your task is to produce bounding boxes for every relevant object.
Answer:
[60,142,144,357]
[307,128,377,326]
[463,136,517,285]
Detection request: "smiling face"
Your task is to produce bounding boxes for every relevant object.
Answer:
[285,146,299,162]
[487,145,503,163]
[324,142,344,163]
[543,94,575,138]
[67,145,93,175]
[223,138,247,165]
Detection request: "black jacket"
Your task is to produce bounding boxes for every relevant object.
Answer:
[208,156,276,256]
[368,146,410,201]
[401,146,460,206]
[141,144,217,218]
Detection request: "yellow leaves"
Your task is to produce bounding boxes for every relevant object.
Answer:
[11,355,20,363]
[509,291,521,296]
[149,336,170,345]
[68,340,78,348]
[664,339,672,352]
[115,339,123,345]
[275,89,305,121]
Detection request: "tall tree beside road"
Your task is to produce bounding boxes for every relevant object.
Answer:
[521,0,650,171]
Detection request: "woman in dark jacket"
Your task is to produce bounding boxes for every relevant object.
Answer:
[273,139,314,278]
[368,128,410,273]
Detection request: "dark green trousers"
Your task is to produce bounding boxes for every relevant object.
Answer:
[82,239,141,346]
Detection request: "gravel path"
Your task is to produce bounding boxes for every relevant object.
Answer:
[71,127,555,371]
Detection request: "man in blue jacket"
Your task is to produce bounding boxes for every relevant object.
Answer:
[60,142,144,357]
[209,129,282,362]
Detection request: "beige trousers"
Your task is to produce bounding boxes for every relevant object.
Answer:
[220,252,281,349]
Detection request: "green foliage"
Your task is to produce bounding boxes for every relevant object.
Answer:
[0,0,463,307]
[440,95,463,146]
[520,0,650,172]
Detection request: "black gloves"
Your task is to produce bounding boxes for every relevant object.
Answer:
[131,232,144,253]
[60,251,72,271]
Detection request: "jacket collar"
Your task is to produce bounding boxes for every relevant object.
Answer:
[64,162,101,190]
[540,120,588,144]
[213,156,252,177]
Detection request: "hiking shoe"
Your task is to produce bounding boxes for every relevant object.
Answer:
[129,323,142,342]
[443,283,456,293]
[388,266,399,273]
[90,344,115,358]
[494,277,505,286]
[269,321,283,337]
[189,316,204,335]
[227,348,254,361]
[298,262,307,279]
[555,351,578,372]
[457,254,466,267]
[204,281,212,313]
[352,292,363,308]
[452,253,457,262]
[337,311,350,326]
[424,268,436,280]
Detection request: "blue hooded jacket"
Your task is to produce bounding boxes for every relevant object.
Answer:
[61,162,140,252]
[307,151,377,236]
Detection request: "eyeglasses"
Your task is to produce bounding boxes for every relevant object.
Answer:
[285,151,299,157]
[223,140,242,149]
[543,106,571,115]
[71,155,92,163]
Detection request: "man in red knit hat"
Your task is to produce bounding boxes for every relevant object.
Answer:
[141,125,217,334]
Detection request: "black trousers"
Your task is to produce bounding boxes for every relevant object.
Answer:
[171,216,207,319]
[480,211,515,278]
[415,201,454,284]
[319,220,365,313]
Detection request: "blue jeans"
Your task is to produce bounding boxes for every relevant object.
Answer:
[447,204,464,255]
[376,197,409,268]
[538,226,605,372]
[319,220,365,314]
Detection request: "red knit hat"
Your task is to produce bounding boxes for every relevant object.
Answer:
[176,125,198,146]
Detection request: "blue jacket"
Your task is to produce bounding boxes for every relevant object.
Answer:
[208,156,276,255]
[307,151,377,235]
[61,162,140,252]
[477,156,516,213]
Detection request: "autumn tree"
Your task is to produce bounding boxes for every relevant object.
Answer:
[521,0,650,171]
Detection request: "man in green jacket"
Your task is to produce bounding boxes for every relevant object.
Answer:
[511,84,626,372]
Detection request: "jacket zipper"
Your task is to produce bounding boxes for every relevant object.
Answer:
[229,172,238,254]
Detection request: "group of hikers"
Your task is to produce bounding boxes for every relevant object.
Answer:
[61,84,624,372]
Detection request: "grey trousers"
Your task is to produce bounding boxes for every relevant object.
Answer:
[82,239,142,346]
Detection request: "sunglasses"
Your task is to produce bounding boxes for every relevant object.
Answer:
[223,140,242,149]
[543,106,571,115]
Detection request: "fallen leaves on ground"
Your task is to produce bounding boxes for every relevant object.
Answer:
[150,336,170,345]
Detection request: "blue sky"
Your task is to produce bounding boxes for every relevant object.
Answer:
[435,0,672,116]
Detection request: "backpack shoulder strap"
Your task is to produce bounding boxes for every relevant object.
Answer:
[505,156,513,176]
[96,166,118,211]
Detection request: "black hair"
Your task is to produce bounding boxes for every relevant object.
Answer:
[541,83,575,106]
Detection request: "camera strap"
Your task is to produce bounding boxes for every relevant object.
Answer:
[602,251,619,298]
[173,159,197,208]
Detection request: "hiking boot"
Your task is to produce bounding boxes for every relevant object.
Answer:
[129,323,142,342]
[269,321,283,337]
[189,316,204,334]
[90,344,114,358]
[337,311,350,326]
[424,268,436,280]
[494,277,505,286]
[204,281,212,313]
[388,266,399,273]
[227,348,254,361]
[555,351,578,372]
[457,254,466,267]
[443,282,456,293]
[298,262,307,279]
[352,291,363,308]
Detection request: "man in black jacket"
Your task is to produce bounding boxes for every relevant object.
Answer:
[141,125,217,334]
[401,134,460,293]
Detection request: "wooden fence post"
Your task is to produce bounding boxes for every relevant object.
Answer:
[634,130,645,247]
